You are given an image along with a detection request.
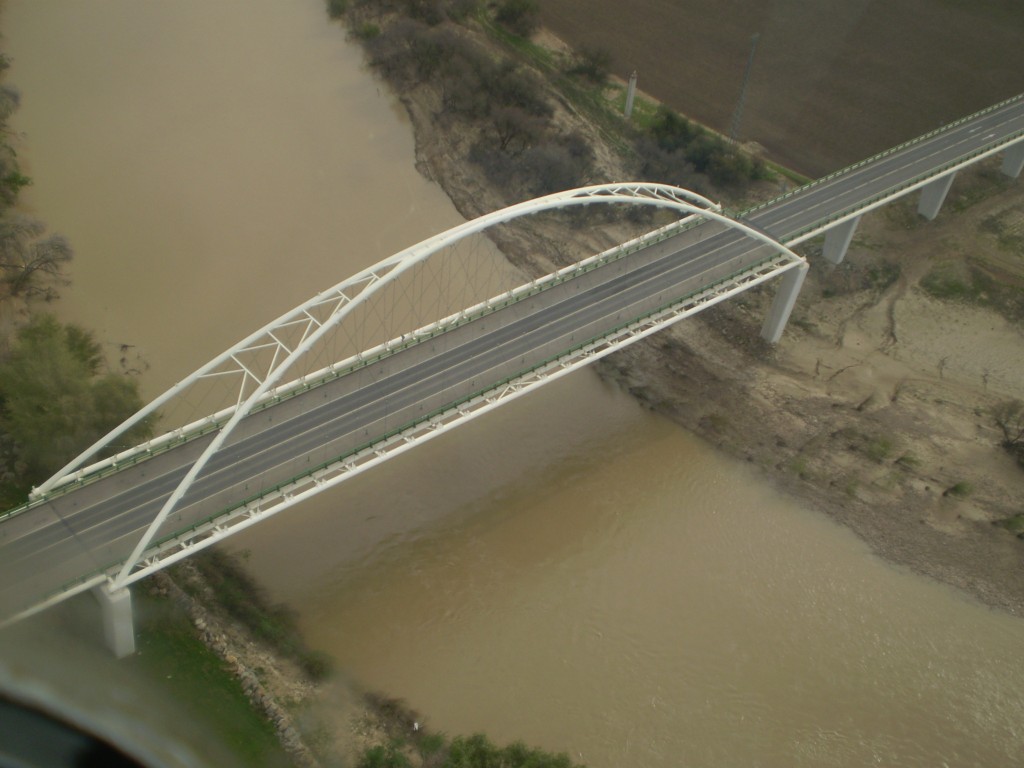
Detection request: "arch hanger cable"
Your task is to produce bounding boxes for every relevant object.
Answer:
[23,183,803,590]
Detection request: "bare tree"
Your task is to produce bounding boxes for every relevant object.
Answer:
[491,105,545,154]
[0,213,72,298]
[993,399,1024,447]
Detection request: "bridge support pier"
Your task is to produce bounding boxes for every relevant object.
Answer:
[761,262,809,344]
[94,584,135,658]
[917,171,956,220]
[821,216,861,264]
[1002,142,1024,179]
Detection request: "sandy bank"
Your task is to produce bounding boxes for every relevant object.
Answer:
[363,15,1024,615]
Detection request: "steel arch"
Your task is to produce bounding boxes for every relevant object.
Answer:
[34,183,720,500]
[25,183,803,588]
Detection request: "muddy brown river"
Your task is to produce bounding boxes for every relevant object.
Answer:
[5,1,1024,766]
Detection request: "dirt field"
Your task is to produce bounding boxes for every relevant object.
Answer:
[540,0,1024,177]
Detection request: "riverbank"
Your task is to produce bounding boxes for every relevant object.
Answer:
[336,5,1024,614]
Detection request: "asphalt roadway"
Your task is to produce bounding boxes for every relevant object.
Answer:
[1,95,1022,621]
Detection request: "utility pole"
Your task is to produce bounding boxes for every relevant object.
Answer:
[624,70,638,119]
[730,32,760,142]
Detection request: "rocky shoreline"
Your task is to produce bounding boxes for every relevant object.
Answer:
[150,568,322,767]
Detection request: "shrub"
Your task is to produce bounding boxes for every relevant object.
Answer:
[995,513,1024,537]
[519,134,594,195]
[0,314,150,495]
[353,22,382,40]
[364,18,449,86]
[494,0,539,37]
[403,0,445,26]
[649,105,700,152]
[992,399,1024,446]
[568,46,612,84]
[895,453,920,468]
[446,0,479,22]
[866,436,893,463]
[358,743,411,768]
[640,105,763,188]
[490,105,546,154]
[944,481,973,498]
[487,61,551,117]
[0,214,71,298]
[919,261,979,302]
[992,399,1024,468]
[632,136,704,191]
[470,133,593,197]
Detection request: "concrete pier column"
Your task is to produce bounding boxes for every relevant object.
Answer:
[917,171,956,220]
[94,584,135,658]
[821,215,861,264]
[761,262,809,344]
[1001,142,1024,179]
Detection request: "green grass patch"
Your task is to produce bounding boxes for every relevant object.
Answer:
[356,731,584,768]
[477,9,558,69]
[866,261,901,293]
[475,9,633,154]
[186,550,333,681]
[895,452,920,468]
[787,456,812,480]
[943,481,973,498]
[950,169,1012,213]
[919,259,1024,323]
[995,514,1024,535]
[763,160,811,187]
[125,591,292,767]
[608,85,662,130]
[919,260,983,302]
[866,436,894,463]
[837,427,897,463]
[980,211,1024,254]
[353,21,381,40]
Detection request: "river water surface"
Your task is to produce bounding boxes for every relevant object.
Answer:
[6,2,1024,766]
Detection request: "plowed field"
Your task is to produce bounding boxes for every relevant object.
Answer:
[540,0,1023,176]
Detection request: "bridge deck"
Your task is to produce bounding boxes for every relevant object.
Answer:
[1,94,1022,622]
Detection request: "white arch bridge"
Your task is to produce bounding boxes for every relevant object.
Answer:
[1,93,1023,655]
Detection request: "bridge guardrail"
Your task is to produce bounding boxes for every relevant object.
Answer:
[8,109,1023,521]
[740,93,1024,218]
[136,250,796,560]
[6,213,712,512]
[9,248,799,608]
[779,127,1024,244]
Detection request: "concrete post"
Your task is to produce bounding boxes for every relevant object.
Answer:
[94,584,136,658]
[624,71,638,119]
[821,215,861,264]
[917,171,956,220]
[761,262,809,344]
[1001,142,1024,179]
